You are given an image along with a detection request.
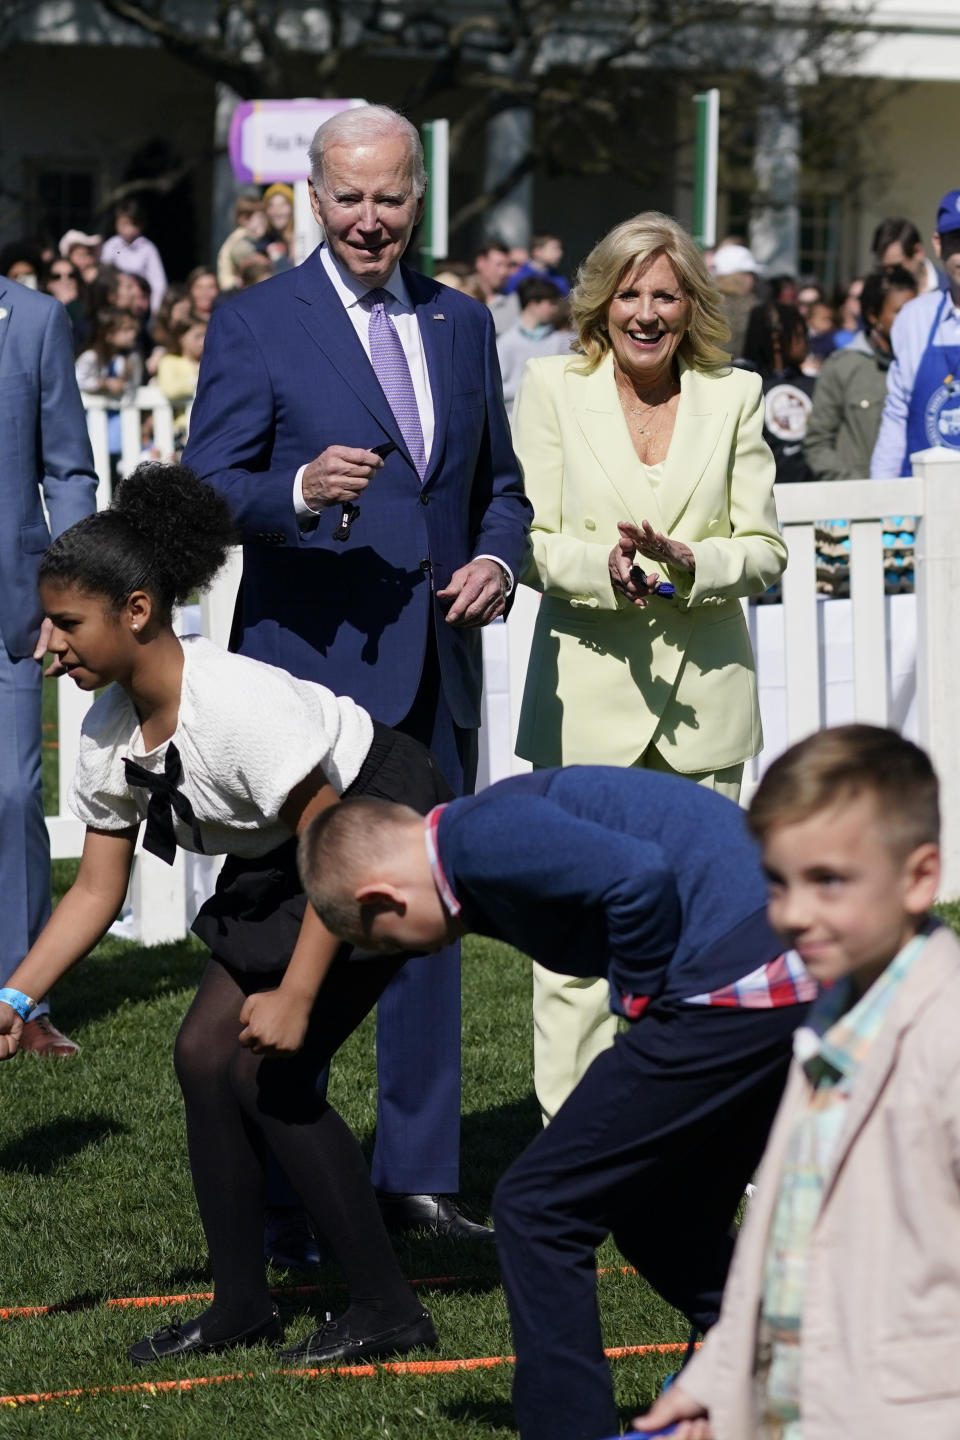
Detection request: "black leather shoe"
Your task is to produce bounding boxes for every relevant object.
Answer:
[280,1308,437,1365]
[127,1304,283,1367]
[264,1205,324,1268]
[376,1191,494,1242]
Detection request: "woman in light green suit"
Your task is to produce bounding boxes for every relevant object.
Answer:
[513,212,787,1121]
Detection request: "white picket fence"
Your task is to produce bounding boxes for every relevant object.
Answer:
[52,395,960,940]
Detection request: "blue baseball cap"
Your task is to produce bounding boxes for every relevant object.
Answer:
[936,189,960,235]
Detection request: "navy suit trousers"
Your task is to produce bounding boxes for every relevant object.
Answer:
[492,1002,801,1440]
[371,631,477,1193]
[0,639,50,1011]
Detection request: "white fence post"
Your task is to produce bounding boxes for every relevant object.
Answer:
[198,546,243,650]
[912,447,960,898]
[130,848,190,946]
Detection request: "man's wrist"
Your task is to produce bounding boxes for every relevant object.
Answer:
[293,464,324,523]
[475,554,514,595]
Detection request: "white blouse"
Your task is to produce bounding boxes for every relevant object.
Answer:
[69,635,374,858]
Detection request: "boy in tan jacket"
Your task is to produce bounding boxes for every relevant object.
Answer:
[636,724,960,1440]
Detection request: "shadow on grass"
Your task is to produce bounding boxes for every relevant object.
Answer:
[50,938,208,1033]
[443,1398,517,1432]
[0,1115,127,1175]
[460,1093,542,1209]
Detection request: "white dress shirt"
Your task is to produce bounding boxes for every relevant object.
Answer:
[293,244,434,519]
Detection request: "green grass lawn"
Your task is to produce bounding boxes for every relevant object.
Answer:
[0,881,687,1437]
[23,685,960,1436]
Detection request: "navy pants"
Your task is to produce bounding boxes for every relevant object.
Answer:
[371,637,477,1193]
[0,638,50,1012]
[492,1002,803,1440]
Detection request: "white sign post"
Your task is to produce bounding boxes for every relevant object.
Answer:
[228,97,366,262]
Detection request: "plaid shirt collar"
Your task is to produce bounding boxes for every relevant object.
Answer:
[796,922,935,1088]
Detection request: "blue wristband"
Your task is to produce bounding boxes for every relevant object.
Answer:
[0,988,36,1020]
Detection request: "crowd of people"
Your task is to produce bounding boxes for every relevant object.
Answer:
[2,103,960,1440]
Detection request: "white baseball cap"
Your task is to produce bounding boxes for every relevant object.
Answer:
[712,243,763,277]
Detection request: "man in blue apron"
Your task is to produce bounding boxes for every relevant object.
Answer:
[871,188,960,478]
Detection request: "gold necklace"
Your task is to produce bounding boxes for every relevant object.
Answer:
[614,371,678,433]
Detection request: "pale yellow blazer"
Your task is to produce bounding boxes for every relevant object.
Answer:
[680,924,960,1439]
[512,352,787,772]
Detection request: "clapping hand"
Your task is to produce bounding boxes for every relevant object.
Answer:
[609,527,660,608]
[619,520,695,575]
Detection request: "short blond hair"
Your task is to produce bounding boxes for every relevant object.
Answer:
[569,211,731,374]
[748,725,939,858]
[298,798,412,940]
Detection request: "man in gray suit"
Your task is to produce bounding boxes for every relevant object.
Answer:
[0,276,98,1053]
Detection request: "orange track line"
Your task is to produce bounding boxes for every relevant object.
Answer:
[1,1267,637,1323]
[0,1342,694,1407]
[0,1276,489,1322]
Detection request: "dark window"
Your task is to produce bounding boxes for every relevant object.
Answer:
[24,163,96,242]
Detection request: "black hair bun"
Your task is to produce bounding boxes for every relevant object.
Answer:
[112,462,237,606]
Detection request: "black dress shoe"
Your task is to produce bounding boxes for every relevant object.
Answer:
[280,1308,437,1365]
[376,1191,494,1241]
[127,1305,283,1367]
[264,1204,324,1268]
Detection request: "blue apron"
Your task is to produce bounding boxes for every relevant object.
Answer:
[903,291,960,472]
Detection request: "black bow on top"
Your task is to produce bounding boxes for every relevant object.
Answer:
[123,741,205,865]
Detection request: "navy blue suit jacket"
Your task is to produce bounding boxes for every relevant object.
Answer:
[183,249,532,727]
[436,766,784,1015]
[0,281,97,657]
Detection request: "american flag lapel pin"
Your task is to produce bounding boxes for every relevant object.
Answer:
[432,312,445,320]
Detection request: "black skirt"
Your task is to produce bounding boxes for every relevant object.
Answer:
[191,721,454,973]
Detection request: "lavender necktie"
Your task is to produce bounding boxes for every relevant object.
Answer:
[362,288,426,479]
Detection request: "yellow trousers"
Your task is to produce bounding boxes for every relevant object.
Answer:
[532,748,743,1123]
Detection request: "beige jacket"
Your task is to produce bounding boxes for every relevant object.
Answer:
[512,353,787,772]
[681,924,960,1439]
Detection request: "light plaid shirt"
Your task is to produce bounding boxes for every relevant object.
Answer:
[757,927,932,1437]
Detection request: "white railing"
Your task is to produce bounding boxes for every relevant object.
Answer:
[479,446,960,896]
[81,386,178,508]
[55,400,960,939]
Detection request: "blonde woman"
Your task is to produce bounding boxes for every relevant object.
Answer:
[513,212,787,1121]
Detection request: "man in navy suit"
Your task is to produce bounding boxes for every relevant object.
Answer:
[0,277,98,1054]
[298,765,815,1440]
[183,105,531,1242]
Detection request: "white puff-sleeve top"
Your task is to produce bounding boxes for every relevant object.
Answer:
[69,635,374,859]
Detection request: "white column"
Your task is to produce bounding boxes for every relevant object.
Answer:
[212,84,243,266]
[482,106,534,248]
[912,446,960,897]
[749,98,800,275]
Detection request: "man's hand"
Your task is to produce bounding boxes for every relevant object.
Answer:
[437,558,509,627]
[0,1002,24,1060]
[34,617,67,677]
[631,1382,712,1438]
[301,445,386,513]
[238,988,309,1057]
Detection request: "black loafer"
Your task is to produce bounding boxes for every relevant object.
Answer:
[376,1191,494,1242]
[279,1308,437,1366]
[127,1304,283,1367]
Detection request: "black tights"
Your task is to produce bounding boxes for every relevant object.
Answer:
[173,953,421,1342]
